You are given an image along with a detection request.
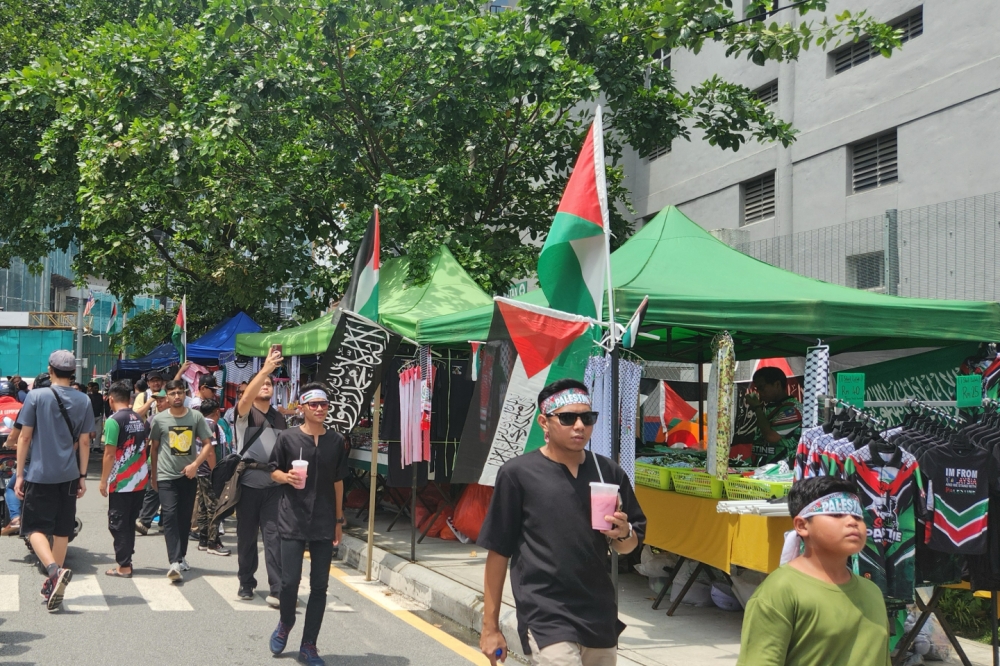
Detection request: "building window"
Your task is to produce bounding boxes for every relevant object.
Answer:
[741,173,775,226]
[847,251,885,291]
[832,6,923,74]
[652,48,671,70]
[647,144,671,162]
[754,80,778,106]
[851,131,898,192]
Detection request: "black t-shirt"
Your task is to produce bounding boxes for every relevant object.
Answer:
[477,449,646,654]
[269,427,350,541]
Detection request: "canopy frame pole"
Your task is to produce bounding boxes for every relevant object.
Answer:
[365,383,382,581]
[697,351,705,445]
[610,339,620,603]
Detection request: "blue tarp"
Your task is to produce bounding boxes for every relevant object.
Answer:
[113,312,261,375]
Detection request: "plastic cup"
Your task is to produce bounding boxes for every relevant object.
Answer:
[590,482,619,530]
[291,460,309,489]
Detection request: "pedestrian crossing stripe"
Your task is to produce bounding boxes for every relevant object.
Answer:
[0,573,356,613]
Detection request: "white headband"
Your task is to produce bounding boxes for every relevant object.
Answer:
[300,389,329,404]
[540,388,591,415]
[780,492,865,565]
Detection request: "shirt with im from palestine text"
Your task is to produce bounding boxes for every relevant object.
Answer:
[476,449,646,655]
[736,565,890,666]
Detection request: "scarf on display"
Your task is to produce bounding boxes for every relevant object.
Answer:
[779,492,865,565]
[803,345,830,428]
[584,355,642,485]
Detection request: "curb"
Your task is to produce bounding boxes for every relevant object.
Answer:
[338,533,525,659]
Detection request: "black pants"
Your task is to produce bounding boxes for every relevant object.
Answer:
[158,477,197,564]
[280,538,333,645]
[139,485,159,527]
[236,485,282,595]
[108,491,145,568]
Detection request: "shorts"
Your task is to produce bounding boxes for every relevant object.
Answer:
[21,480,79,538]
[527,630,617,666]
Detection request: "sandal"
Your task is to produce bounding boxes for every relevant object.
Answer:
[1,521,20,536]
[105,568,133,578]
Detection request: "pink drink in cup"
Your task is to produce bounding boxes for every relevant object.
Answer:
[291,460,309,489]
[589,482,619,530]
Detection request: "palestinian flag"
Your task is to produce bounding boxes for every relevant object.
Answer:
[106,301,118,335]
[340,206,380,321]
[171,296,186,364]
[659,380,697,431]
[619,296,649,349]
[469,341,483,381]
[537,106,610,320]
[453,298,595,486]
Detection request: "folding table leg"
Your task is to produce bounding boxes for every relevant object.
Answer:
[922,593,972,666]
[667,562,706,617]
[892,588,940,665]
[651,556,686,611]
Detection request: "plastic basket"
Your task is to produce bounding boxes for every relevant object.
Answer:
[724,476,792,501]
[671,470,726,499]
[635,462,671,490]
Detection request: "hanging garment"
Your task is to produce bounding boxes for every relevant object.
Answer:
[707,333,735,480]
[585,356,612,458]
[803,345,830,428]
[583,354,641,484]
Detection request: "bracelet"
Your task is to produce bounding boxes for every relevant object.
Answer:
[335,517,346,525]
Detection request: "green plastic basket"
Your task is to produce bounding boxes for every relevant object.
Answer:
[724,476,792,501]
[635,462,671,490]
[671,470,726,499]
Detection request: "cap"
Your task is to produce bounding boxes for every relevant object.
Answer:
[153,389,167,398]
[48,350,76,372]
[0,380,12,398]
[199,375,219,389]
[147,371,164,381]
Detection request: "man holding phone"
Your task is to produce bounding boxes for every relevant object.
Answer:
[234,346,287,605]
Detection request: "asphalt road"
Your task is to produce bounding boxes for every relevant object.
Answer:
[0,460,486,666]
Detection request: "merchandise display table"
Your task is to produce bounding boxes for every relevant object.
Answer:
[635,487,793,615]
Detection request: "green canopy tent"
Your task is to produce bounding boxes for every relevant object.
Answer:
[236,245,492,356]
[416,206,1000,361]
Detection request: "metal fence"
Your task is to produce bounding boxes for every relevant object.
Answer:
[723,191,1000,302]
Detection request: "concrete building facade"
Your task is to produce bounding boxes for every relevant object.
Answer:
[622,0,1000,298]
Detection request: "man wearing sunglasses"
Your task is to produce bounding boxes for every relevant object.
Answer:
[266,383,348,666]
[478,379,647,666]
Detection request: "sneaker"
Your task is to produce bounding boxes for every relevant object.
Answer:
[266,594,280,608]
[178,557,191,572]
[46,568,73,612]
[40,575,54,601]
[270,621,291,655]
[188,531,200,542]
[297,642,325,666]
[237,585,254,600]
[207,541,231,556]
[135,520,149,536]
[167,562,183,583]
[198,539,209,551]
[152,514,160,525]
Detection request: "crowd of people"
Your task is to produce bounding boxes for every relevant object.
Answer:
[0,347,347,666]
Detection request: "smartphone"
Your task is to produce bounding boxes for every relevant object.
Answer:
[270,343,283,356]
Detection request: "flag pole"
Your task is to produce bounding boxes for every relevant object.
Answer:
[593,104,622,599]
[366,383,381,581]
[182,295,188,363]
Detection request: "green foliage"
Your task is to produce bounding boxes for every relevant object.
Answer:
[0,0,901,322]
[938,588,993,641]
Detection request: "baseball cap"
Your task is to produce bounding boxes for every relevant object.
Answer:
[199,375,219,389]
[147,371,164,381]
[48,350,76,372]
[153,389,167,398]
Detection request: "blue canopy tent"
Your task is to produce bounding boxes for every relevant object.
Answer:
[112,312,261,377]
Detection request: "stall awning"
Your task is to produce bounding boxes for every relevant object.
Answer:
[186,311,261,361]
[417,206,1000,360]
[236,245,492,356]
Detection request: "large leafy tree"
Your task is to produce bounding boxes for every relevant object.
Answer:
[1,0,900,326]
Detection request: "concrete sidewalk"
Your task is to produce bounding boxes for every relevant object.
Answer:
[341,515,993,666]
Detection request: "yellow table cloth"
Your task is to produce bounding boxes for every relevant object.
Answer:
[635,486,793,574]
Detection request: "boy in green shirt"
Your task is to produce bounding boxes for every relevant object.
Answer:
[737,476,890,666]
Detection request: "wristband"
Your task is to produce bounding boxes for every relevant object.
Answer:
[80,473,88,480]
[336,517,346,525]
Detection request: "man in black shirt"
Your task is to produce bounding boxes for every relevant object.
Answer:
[478,379,646,666]
[267,382,348,666]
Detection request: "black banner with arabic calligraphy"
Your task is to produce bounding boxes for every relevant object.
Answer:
[316,310,400,434]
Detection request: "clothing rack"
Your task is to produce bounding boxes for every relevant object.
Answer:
[818,394,887,428]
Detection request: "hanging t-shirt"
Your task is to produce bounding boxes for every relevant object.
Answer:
[918,444,990,554]
[845,444,923,603]
[737,565,890,666]
[149,408,214,481]
[103,408,150,493]
[752,396,803,466]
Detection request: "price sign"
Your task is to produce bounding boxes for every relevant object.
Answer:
[956,375,983,409]
[836,373,865,408]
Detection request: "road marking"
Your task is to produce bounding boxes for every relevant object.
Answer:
[132,577,194,611]
[63,575,109,612]
[329,565,488,665]
[0,574,18,611]
[203,576,272,611]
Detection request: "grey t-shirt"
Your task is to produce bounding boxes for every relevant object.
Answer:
[19,384,96,484]
[149,409,213,481]
[235,405,286,488]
